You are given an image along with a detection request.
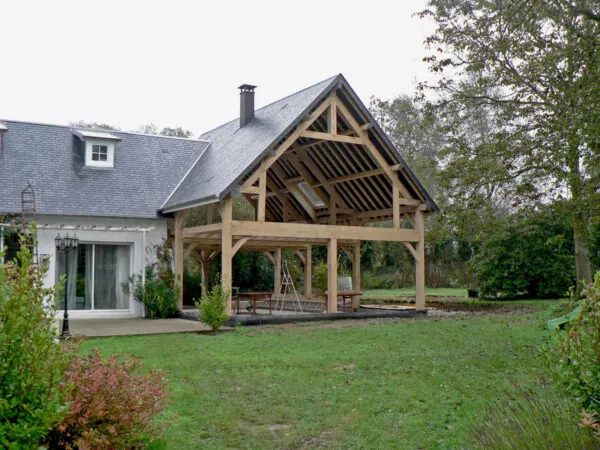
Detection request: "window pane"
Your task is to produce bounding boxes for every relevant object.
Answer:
[56,244,91,310]
[94,244,130,310]
[92,153,99,161]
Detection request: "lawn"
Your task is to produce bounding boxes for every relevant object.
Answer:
[80,304,558,449]
[361,287,467,301]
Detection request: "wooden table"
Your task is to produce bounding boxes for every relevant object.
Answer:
[237,292,273,315]
[316,291,362,312]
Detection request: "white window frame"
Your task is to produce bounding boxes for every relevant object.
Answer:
[85,139,115,167]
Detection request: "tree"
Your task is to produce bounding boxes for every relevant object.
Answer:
[69,120,120,130]
[137,123,194,138]
[419,0,600,293]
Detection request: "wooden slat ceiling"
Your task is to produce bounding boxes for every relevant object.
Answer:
[242,94,426,224]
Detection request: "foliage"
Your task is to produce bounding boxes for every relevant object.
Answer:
[233,251,273,291]
[547,271,600,415]
[137,123,194,138]
[183,268,203,306]
[473,209,575,298]
[313,262,328,292]
[472,387,597,449]
[69,120,120,130]
[0,236,73,448]
[419,0,600,293]
[45,349,171,449]
[128,272,179,319]
[195,276,229,332]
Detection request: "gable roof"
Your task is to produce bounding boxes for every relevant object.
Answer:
[161,75,340,211]
[162,74,438,214]
[0,121,209,219]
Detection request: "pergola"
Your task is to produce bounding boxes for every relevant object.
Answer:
[167,77,437,314]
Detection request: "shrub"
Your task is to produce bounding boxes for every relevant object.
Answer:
[473,209,575,298]
[0,235,73,447]
[45,349,171,449]
[546,272,600,415]
[472,387,598,449]
[313,262,328,292]
[129,272,179,319]
[195,276,229,332]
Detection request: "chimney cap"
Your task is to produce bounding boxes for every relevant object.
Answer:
[238,84,257,92]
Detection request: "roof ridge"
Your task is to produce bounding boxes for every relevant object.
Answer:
[200,74,341,138]
[0,119,208,142]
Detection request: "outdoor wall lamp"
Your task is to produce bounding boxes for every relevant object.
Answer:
[55,233,78,338]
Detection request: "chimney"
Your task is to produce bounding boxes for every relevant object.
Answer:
[239,84,257,128]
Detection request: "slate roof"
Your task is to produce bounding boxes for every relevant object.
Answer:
[0,74,438,220]
[161,75,339,211]
[0,121,209,219]
[162,74,439,214]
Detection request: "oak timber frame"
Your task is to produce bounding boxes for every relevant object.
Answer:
[173,90,431,314]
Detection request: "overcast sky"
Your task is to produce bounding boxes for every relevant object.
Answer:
[0,0,434,136]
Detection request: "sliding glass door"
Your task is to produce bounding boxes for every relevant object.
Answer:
[56,243,131,310]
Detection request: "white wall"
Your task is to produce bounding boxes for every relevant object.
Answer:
[37,215,168,318]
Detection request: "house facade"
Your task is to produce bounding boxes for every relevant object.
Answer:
[1,74,439,318]
[0,122,207,318]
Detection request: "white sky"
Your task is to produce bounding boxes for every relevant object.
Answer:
[0,0,435,136]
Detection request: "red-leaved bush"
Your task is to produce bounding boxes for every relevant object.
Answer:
[45,349,172,450]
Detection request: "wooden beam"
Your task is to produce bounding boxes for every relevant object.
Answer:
[328,102,337,134]
[330,189,337,225]
[328,238,338,313]
[274,248,282,295]
[310,166,401,188]
[333,95,412,199]
[352,242,361,312]
[184,223,223,238]
[232,237,249,257]
[295,249,306,265]
[230,220,420,243]
[242,97,334,189]
[207,204,214,224]
[393,184,400,229]
[415,210,425,310]
[184,242,200,258]
[403,242,419,260]
[305,246,312,297]
[300,130,363,145]
[263,251,275,264]
[174,209,189,310]
[241,186,260,195]
[221,196,233,315]
[257,171,267,222]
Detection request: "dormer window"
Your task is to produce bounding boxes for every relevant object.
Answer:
[72,129,121,168]
[92,144,109,162]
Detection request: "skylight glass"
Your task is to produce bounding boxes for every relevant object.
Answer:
[298,182,325,207]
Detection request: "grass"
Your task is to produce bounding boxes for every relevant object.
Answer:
[80,304,559,449]
[361,287,467,301]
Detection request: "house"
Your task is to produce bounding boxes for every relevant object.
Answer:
[0,74,438,318]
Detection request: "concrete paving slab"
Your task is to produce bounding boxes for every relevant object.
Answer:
[62,318,212,338]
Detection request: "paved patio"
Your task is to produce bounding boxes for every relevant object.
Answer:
[61,318,213,338]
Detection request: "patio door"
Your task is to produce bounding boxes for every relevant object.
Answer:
[56,243,131,310]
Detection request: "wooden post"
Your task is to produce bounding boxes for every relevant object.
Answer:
[351,242,361,312]
[258,171,267,222]
[200,253,209,297]
[415,210,425,310]
[221,196,233,315]
[206,204,214,224]
[174,209,188,310]
[305,246,313,297]
[328,238,338,313]
[274,248,282,295]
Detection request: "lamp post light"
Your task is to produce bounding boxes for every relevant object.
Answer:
[55,233,78,339]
